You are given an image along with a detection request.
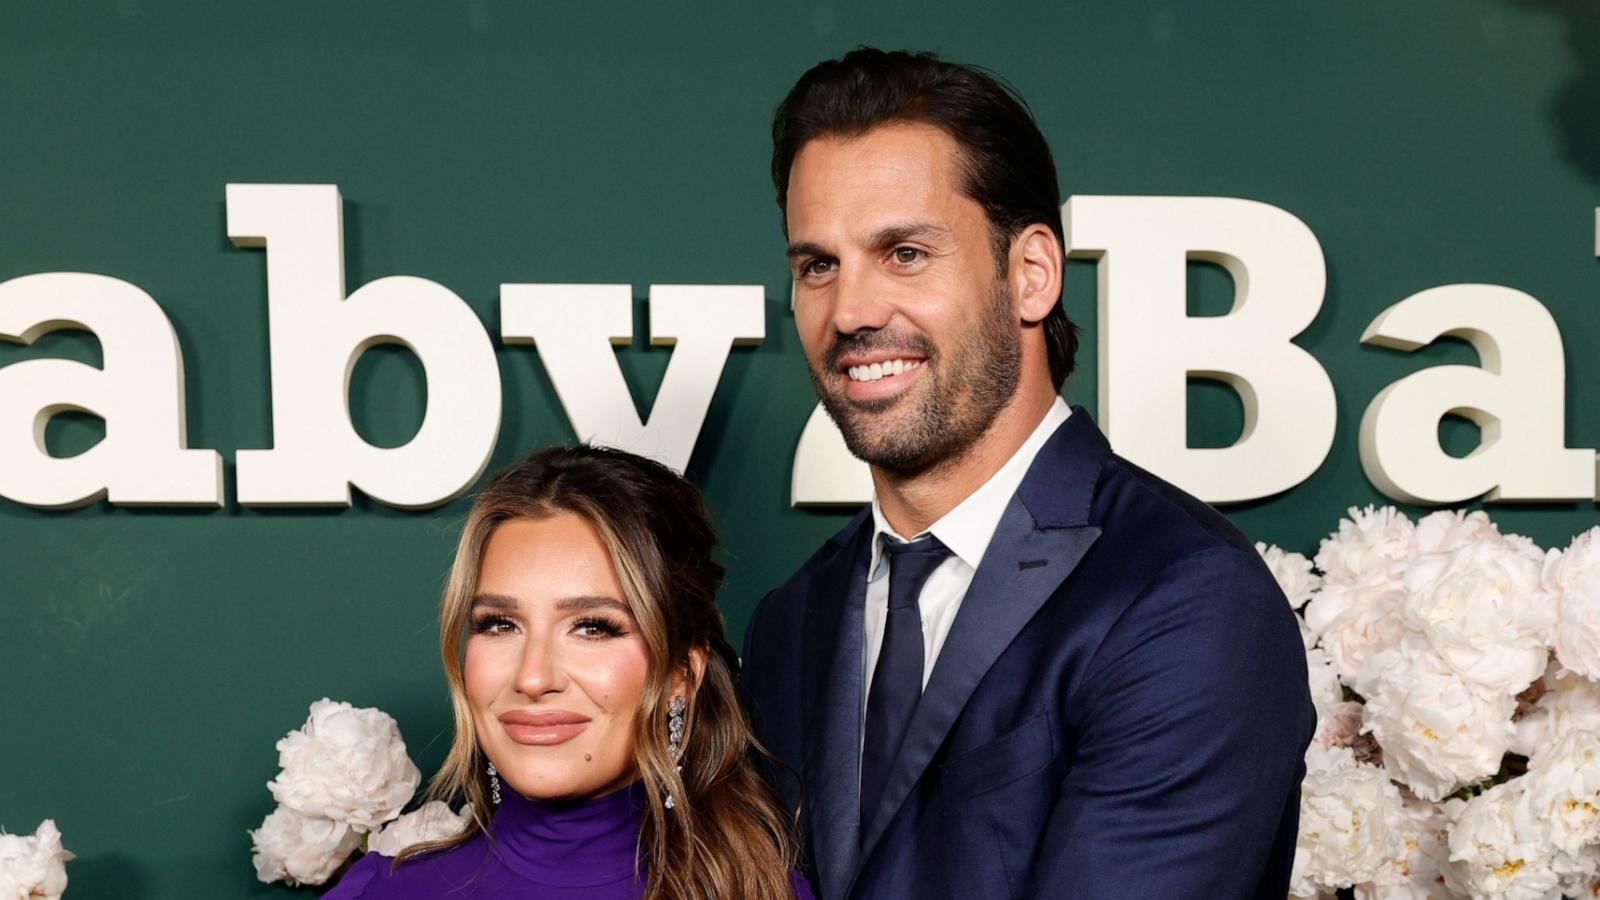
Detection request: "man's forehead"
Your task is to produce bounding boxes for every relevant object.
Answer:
[786,122,973,240]
[790,121,962,184]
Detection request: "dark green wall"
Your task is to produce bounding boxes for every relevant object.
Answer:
[2,1,1597,896]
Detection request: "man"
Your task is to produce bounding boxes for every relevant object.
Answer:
[741,48,1316,899]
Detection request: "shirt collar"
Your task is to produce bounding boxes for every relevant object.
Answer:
[868,397,1071,581]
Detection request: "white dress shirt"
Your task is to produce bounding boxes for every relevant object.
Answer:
[862,397,1071,715]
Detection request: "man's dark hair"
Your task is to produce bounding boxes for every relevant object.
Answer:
[771,47,1080,390]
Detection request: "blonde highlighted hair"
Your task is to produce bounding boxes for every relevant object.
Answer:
[398,445,798,899]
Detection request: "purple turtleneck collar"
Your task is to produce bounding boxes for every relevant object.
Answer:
[487,780,646,888]
[321,779,815,899]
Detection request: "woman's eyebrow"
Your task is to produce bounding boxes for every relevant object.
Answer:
[471,592,518,611]
[553,595,631,614]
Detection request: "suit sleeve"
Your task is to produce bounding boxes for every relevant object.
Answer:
[1032,545,1316,899]
[739,589,774,727]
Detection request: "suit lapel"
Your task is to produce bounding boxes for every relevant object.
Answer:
[855,407,1113,862]
[856,502,1101,853]
[802,511,873,900]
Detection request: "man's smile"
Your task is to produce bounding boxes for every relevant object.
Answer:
[837,355,927,402]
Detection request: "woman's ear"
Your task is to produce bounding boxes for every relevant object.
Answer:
[671,644,709,701]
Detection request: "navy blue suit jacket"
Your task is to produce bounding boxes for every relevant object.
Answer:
[742,408,1316,900]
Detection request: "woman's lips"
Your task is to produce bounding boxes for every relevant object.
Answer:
[499,711,590,746]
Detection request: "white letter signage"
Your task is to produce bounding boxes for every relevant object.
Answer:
[1359,284,1596,504]
[1064,196,1337,504]
[500,282,763,473]
[226,184,502,508]
[0,272,222,507]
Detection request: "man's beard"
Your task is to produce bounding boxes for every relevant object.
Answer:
[808,282,1022,477]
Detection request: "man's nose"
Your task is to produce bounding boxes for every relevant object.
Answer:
[830,263,893,335]
[514,632,564,698]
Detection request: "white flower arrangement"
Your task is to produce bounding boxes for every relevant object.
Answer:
[250,698,468,888]
[1269,510,1600,899]
[0,820,73,900]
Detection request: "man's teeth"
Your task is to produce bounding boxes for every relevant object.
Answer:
[846,359,923,383]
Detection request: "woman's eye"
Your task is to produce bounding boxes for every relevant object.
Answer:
[471,614,516,636]
[892,246,922,265]
[573,617,627,639]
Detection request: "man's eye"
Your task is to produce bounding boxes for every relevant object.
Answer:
[892,246,923,265]
[801,258,835,278]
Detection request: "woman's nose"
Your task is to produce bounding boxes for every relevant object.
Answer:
[514,632,565,698]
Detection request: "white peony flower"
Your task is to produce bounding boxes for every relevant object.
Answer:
[0,819,73,900]
[249,805,362,887]
[368,801,472,857]
[1307,647,1346,719]
[1258,541,1323,611]
[1306,580,1409,696]
[1354,794,1458,900]
[1511,664,1600,758]
[1412,509,1500,557]
[1297,610,1318,651]
[268,698,421,831]
[1361,640,1517,802]
[1550,844,1600,900]
[1291,743,1407,896]
[1316,505,1418,586]
[1546,528,1600,681]
[1540,527,1600,596]
[1397,538,1553,696]
[1443,780,1562,900]
[1517,728,1600,857]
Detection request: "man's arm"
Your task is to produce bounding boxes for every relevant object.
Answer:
[1033,545,1316,899]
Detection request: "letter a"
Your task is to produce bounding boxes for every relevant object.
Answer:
[0,273,221,507]
[1360,284,1595,504]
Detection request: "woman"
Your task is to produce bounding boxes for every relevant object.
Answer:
[323,445,813,900]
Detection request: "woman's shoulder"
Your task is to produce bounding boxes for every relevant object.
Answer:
[319,851,386,900]
[319,839,507,899]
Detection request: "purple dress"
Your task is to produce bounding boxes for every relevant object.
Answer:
[321,781,815,899]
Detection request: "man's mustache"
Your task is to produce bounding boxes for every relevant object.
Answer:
[823,329,937,373]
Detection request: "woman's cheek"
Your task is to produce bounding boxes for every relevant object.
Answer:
[463,638,508,711]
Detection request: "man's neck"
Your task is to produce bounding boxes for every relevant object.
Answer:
[872,386,1057,538]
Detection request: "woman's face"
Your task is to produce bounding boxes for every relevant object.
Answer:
[465,513,651,802]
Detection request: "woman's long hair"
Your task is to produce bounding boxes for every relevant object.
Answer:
[397,444,798,899]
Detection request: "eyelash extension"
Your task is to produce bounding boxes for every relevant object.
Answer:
[470,613,514,635]
[573,616,627,638]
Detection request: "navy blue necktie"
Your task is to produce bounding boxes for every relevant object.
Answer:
[861,535,952,825]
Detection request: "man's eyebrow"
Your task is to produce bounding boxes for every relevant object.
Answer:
[786,240,830,261]
[786,223,949,262]
[866,221,950,247]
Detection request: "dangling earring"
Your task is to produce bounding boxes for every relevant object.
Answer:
[665,696,686,810]
[486,760,502,806]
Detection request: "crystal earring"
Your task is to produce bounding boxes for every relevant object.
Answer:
[665,696,686,810]
[486,760,502,806]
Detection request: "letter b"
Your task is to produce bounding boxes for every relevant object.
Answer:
[226,184,501,508]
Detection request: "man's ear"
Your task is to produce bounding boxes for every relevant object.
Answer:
[1010,223,1063,325]
[671,644,709,702]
